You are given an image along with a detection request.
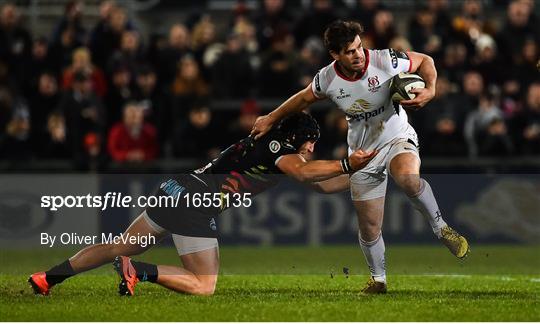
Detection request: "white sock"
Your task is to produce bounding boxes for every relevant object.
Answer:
[409,178,447,238]
[358,232,386,283]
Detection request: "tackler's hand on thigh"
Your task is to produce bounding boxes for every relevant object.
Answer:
[349,149,378,171]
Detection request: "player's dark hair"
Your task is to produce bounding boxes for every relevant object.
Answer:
[277,112,320,149]
[323,20,364,54]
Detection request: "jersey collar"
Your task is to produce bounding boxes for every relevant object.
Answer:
[333,48,370,81]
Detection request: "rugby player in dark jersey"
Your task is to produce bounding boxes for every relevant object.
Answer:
[29,112,376,296]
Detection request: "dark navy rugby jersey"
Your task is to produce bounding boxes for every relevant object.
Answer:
[188,129,298,211]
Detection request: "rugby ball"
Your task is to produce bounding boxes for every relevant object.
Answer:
[389,73,425,102]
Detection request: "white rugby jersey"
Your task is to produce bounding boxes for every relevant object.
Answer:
[311,48,417,152]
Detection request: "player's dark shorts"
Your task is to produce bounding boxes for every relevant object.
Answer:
[145,174,219,238]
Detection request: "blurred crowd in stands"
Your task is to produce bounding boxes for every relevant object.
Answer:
[0,0,539,170]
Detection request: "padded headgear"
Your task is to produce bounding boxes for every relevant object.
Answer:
[276,112,320,150]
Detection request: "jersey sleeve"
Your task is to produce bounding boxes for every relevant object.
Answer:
[311,65,331,99]
[377,49,412,75]
[262,138,297,166]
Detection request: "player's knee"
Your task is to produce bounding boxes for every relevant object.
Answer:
[358,224,379,241]
[190,280,216,296]
[394,174,420,197]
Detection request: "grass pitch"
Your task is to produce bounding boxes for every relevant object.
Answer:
[1,245,539,321]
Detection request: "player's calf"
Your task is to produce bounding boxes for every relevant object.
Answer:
[405,178,448,238]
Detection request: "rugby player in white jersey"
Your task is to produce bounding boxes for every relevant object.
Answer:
[251,20,470,294]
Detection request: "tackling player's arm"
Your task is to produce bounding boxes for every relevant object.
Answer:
[276,149,377,183]
[251,83,321,139]
[400,51,437,110]
[311,174,350,194]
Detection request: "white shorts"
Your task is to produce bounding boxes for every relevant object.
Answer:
[349,138,420,201]
[142,211,219,256]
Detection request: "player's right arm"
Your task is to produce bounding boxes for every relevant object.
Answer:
[311,174,350,194]
[276,149,377,183]
[251,83,322,140]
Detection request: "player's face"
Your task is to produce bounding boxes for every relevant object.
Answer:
[298,141,315,157]
[332,35,365,73]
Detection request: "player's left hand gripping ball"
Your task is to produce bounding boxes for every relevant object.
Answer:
[400,87,435,110]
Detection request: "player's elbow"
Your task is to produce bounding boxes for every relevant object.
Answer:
[422,53,435,67]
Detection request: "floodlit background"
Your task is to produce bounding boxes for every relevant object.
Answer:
[0,0,539,171]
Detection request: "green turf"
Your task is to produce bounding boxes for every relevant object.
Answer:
[1,245,539,321]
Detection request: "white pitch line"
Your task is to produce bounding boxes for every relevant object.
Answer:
[399,274,473,278]
[398,274,540,282]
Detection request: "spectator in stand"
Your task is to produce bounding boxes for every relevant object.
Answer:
[450,0,497,54]
[171,54,209,118]
[367,9,397,49]
[157,24,191,88]
[471,34,503,88]
[104,64,134,128]
[408,3,444,59]
[90,5,131,69]
[172,103,221,160]
[512,38,540,89]
[108,101,158,163]
[417,76,467,157]
[133,65,160,124]
[253,0,295,52]
[29,72,61,144]
[51,1,86,48]
[190,15,217,78]
[108,30,145,76]
[230,13,259,57]
[349,0,387,34]
[211,32,253,99]
[0,86,13,135]
[133,65,171,155]
[0,3,32,88]
[442,42,469,87]
[464,91,514,157]
[258,31,300,98]
[511,82,540,154]
[37,112,71,159]
[58,71,106,170]
[427,0,452,40]
[294,0,337,47]
[496,0,539,65]
[62,47,107,97]
[48,25,82,73]
[454,70,485,128]
[0,103,32,160]
[298,37,325,87]
[88,0,115,62]
[226,99,261,143]
[24,37,53,95]
[388,36,412,52]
